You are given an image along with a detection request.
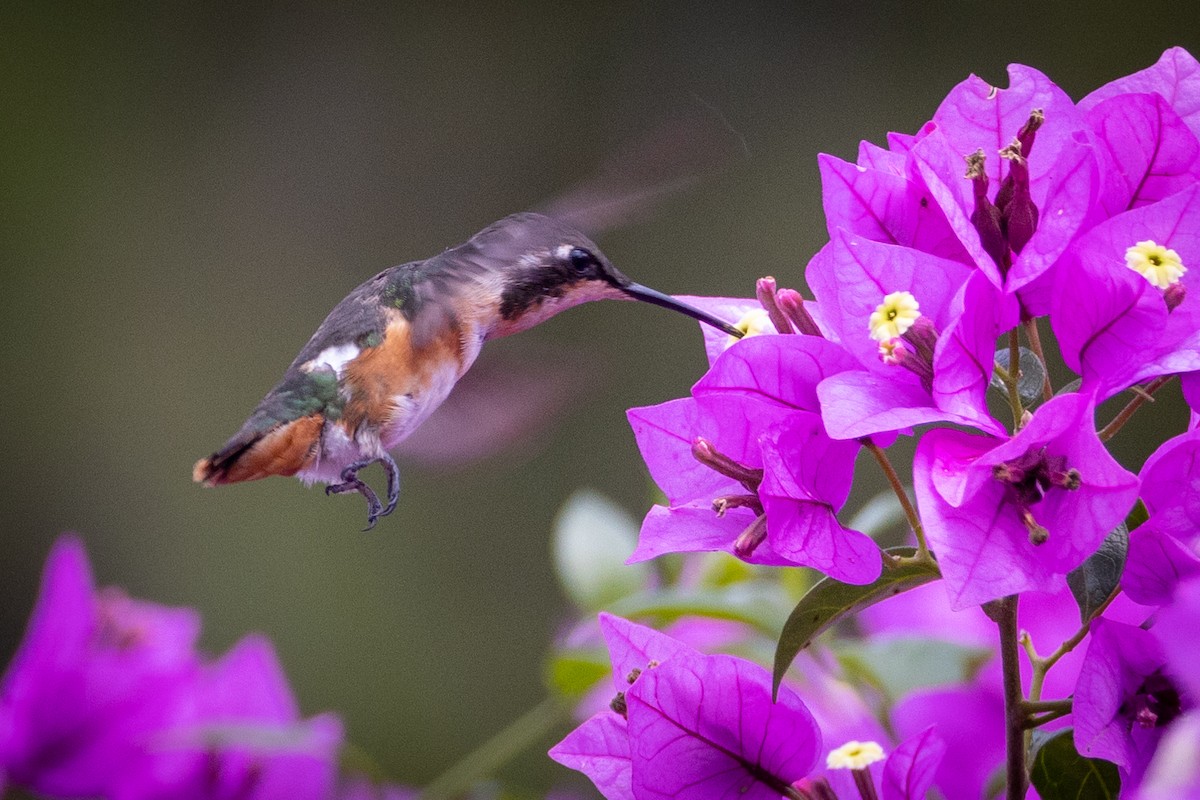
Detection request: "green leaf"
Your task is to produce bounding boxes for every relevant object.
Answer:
[831,637,992,701]
[772,547,940,697]
[1066,523,1128,623]
[992,346,1046,407]
[545,647,610,699]
[1056,377,1084,396]
[608,582,793,636]
[1126,498,1149,531]
[551,490,650,610]
[1029,728,1120,800]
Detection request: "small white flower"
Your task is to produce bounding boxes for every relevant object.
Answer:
[869,291,920,342]
[1125,240,1186,289]
[826,740,886,770]
[727,308,772,348]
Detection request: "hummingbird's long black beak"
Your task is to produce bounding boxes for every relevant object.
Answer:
[621,283,745,338]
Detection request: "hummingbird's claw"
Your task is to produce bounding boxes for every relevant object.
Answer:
[325,455,401,531]
[379,453,401,518]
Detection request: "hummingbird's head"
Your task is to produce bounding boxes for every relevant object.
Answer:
[480,213,743,338]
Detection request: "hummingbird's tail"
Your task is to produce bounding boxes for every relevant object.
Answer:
[193,414,324,486]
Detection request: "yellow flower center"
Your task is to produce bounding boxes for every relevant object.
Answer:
[728,308,772,347]
[869,291,920,341]
[826,740,886,770]
[1125,240,1186,289]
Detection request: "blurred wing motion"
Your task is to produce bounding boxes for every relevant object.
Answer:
[394,345,603,469]
[539,103,749,235]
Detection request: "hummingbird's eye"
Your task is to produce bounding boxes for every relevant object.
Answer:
[568,247,596,272]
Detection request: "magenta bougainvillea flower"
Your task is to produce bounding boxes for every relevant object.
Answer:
[627,334,883,584]
[113,636,343,800]
[880,727,946,800]
[1083,91,1200,216]
[1136,711,1200,800]
[1122,521,1200,607]
[549,613,822,800]
[0,536,202,796]
[1079,47,1200,140]
[913,65,1097,296]
[889,680,1004,800]
[673,295,777,365]
[817,63,1099,303]
[913,393,1139,608]
[1152,575,1200,704]
[1075,618,1189,783]
[1139,428,1200,544]
[0,536,341,800]
[813,265,1016,439]
[1051,184,1200,401]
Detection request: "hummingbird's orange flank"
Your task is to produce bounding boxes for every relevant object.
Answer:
[194,212,743,528]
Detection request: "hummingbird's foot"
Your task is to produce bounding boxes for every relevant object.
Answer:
[379,453,401,518]
[325,455,402,530]
[325,460,384,531]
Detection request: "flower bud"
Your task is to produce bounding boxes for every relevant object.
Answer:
[966,150,1009,273]
[776,288,823,337]
[1000,140,1038,254]
[1165,281,1187,312]
[733,514,768,558]
[692,438,764,491]
[996,109,1044,211]
[756,276,795,334]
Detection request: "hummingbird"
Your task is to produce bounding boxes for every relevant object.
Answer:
[193,212,744,528]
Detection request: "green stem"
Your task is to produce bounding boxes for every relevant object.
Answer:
[418,697,569,800]
[1030,588,1119,691]
[1025,707,1073,729]
[864,439,930,560]
[993,595,1027,800]
[1098,376,1172,442]
[1006,330,1024,429]
[1019,698,1072,715]
[1021,317,1053,402]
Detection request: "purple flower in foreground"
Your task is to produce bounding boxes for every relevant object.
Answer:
[1122,521,1200,607]
[0,536,201,796]
[673,295,777,365]
[817,145,968,263]
[114,636,342,800]
[0,536,341,800]
[627,335,883,584]
[814,267,1016,439]
[550,614,821,800]
[1075,618,1189,783]
[1139,428,1200,544]
[1079,47,1200,141]
[1084,91,1200,216]
[913,392,1139,608]
[1051,184,1200,401]
[911,65,1097,297]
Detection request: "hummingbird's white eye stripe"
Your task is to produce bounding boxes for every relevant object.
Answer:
[555,244,574,260]
[303,343,361,378]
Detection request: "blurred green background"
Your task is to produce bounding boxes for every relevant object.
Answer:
[3,2,1199,795]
